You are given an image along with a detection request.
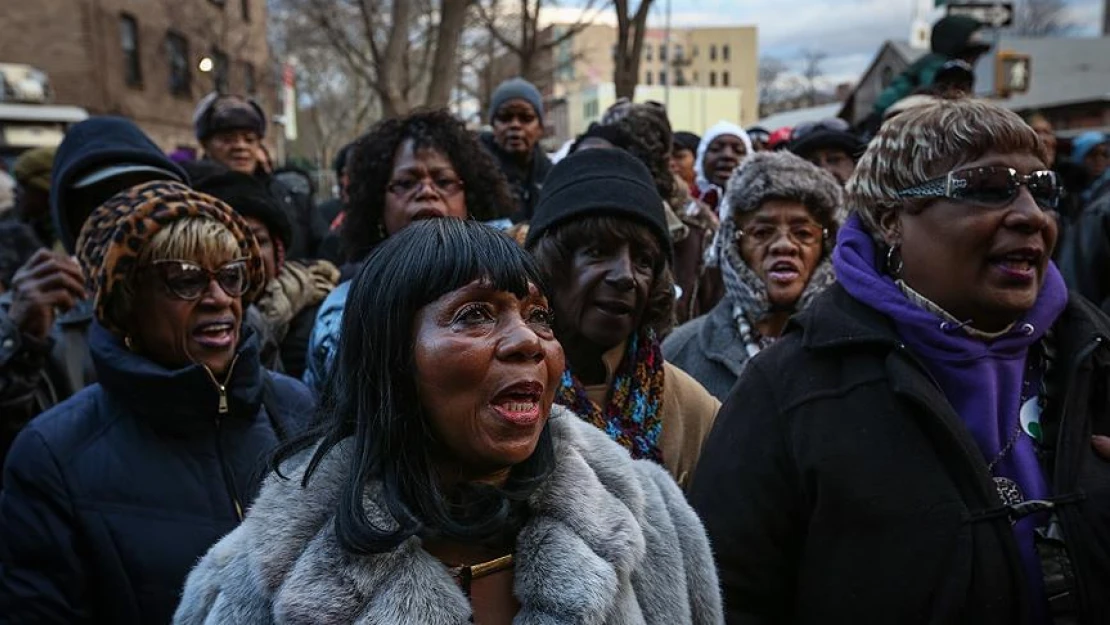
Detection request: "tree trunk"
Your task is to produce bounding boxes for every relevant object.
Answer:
[613,0,652,100]
[379,0,415,117]
[427,0,472,108]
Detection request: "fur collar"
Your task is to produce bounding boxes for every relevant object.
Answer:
[174,406,722,624]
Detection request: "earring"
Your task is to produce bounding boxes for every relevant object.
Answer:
[885,244,904,278]
[377,221,387,241]
[124,335,134,351]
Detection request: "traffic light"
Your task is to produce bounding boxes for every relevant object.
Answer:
[996,51,1031,97]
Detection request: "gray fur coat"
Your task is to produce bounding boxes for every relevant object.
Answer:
[173,406,723,624]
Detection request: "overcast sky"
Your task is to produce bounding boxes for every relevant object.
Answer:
[546,0,1104,84]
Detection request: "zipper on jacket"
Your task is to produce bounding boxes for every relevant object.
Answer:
[203,356,245,521]
[1050,336,1104,620]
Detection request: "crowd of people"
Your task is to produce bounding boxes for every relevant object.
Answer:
[2,15,1110,623]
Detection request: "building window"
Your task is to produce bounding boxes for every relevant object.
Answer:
[659,71,667,86]
[675,44,684,60]
[723,44,731,61]
[710,71,717,87]
[645,45,652,61]
[693,70,699,83]
[211,47,229,93]
[710,45,717,61]
[880,66,895,88]
[611,44,617,60]
[722,71,730,87]
[645,71,652,85]
[119,13,142,87]
[241,0,250,21]
[693,44,699,58]
[242,61,256,94]
[166,31,191,96]
[659,44,667,62]
[208,0,226,6]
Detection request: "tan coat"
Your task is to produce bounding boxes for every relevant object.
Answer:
[585,343,720,489]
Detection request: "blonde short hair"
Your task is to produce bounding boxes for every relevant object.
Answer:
[847,97,1048,239]
[109,216,241,330]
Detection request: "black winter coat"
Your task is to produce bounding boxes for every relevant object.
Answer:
[690,284,1110,625]
[0,322,313,624]
[1057,178,1110,311]
[478,131,552,223]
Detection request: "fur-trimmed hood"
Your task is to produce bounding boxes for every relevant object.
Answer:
[173,406,723,624]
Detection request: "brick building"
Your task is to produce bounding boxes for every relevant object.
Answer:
[0,0,275,150]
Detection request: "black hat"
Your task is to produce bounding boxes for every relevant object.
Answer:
[193,93,267,142]
[787,118,865,160]
[193,171,292,250]
[525,148,671,260]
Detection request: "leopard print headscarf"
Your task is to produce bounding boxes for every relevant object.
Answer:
[76,180,264,335]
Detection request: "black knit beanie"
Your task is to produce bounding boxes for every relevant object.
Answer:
[193,171,293,250]
[525,148,671,260]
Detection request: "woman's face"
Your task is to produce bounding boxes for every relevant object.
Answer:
[382,140,468,237]
[737,199,825,309]
[413,280,563,482]
[552,224,658,351]
[887,150,1058,332]
[129,253,245,376]
[244,216,276,282]
[704,134,747,188]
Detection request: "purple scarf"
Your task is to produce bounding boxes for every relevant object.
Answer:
[834,214,1067,621]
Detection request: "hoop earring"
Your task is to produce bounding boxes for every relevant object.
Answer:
[885,244,904,278]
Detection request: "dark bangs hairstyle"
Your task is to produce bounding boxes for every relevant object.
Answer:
[274,218,555,554]
[342,108,515,263]
[529,215,676,337]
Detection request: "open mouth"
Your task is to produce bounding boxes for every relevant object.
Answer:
[594,299,635,317]
[990,248,1043,281]
[766,260,801,284]
[490,381,544,425]
[192,319,236,349]
[410,207,447,221]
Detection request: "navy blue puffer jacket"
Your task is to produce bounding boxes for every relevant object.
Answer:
[0,321,313,624]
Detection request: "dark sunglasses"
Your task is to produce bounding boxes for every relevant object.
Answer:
[897,166,1060,210]
[151,259,250,301]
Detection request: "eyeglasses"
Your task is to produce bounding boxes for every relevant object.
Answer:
[736,223,826,248]
[386,175,465,198]
[897,166,1060,210]
[151,259,250,301]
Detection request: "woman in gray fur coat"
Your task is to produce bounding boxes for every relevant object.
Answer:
[174,219,722,625]
[663,151,843,401]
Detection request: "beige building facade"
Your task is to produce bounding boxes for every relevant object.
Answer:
[0,0,274,150]
[541,23,758,142]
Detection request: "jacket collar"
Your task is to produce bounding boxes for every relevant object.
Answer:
[90,320,265,429]
[697,299,753,378]
[797,283,1110,358]
[792,283,904,351]
[220,406,647,623]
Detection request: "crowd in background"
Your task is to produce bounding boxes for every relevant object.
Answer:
[1,13,1110,625]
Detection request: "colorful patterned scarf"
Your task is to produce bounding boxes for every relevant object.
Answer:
[556,330,666,463]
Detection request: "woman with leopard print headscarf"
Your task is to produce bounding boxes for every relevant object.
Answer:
[663,151,843,401]
[0,180,313,624]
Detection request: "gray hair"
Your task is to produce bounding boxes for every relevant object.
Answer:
[846,97,1048,239]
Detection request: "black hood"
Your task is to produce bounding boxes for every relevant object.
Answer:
[50,117,188,253]
[931,15,986,58]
